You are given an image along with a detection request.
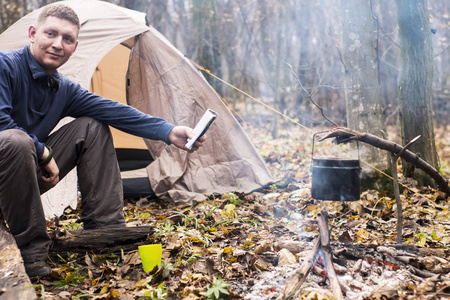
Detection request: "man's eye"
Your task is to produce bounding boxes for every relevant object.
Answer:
[47,32,55,37]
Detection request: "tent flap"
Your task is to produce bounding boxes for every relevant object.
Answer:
[127,29,273,203]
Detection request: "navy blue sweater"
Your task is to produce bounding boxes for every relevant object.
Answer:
[0,46,174,158]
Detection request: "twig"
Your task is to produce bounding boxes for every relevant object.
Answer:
[286,63,339,127]
[392,135,421,244]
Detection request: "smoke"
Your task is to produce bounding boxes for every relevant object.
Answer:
[145,0,450,129]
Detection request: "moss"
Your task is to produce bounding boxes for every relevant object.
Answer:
[360,168,398,197]
[411,168,437,188]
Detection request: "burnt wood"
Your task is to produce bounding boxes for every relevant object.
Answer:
[276,237,320,300]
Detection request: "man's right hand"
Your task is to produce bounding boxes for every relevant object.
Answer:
[39,147,60,190]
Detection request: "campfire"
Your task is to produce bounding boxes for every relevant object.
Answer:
[241,202,450,300]
[277,210,344,300]
[242,129,450,300]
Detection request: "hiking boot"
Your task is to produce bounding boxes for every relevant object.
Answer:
[24,261,51,278]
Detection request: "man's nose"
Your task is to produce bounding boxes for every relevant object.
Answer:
[52,36,63,49]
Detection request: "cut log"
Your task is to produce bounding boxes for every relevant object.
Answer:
[0,217,37,300]
[50,226,155,255]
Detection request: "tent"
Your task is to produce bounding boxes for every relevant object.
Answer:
[0,0,273,218]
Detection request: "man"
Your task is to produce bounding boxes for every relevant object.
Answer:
[0,4,205,278]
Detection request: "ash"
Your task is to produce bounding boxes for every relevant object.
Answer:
[238,259,413,299]
[241,263,301,300]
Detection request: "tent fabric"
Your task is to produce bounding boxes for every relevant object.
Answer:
[0,0,273,213]
[127,31,273,202]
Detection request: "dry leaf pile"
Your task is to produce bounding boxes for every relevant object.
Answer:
[31,123,449,299]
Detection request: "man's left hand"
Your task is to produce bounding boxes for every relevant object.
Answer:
[168,126,206,152]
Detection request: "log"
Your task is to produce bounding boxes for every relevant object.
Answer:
[316,127,450,196]
[0,217,37,300]
[50,226,155,255]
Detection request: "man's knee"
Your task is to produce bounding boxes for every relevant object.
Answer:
[73,117,112,137]
[0,129,35,158]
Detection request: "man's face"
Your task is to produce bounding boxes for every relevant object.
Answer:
[29,16,79,74]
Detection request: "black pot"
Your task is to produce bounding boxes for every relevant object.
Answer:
[311,157,361,201]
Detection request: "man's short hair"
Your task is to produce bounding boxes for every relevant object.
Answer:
[37,3,80,32]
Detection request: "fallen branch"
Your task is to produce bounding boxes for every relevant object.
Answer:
[50,226,155,254]
[316,127,450,196]
[332,243,450,280]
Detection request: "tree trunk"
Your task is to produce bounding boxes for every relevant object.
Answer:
[396,0,438,186]
[193,0,223,95]
[337,0,390,186]
[295,0,315,128]
[146,0,168,34]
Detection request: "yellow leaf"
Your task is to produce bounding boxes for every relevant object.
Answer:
[108,289,119,298]
[306,205,318,211]
[227,257,237,263]
[357,229,370,240]
[100,284,109,295]
[221,225,229,235]
[223,247,233,254]
[243,241,255,248]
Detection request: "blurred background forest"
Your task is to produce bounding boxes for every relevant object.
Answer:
[1,0,449,129]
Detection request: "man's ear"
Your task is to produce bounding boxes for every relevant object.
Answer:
[73,40,79,53]
[28,25,36,43]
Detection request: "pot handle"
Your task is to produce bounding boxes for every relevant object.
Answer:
[311,130,360,160]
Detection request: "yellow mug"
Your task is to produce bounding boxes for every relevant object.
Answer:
[138,244,162,273]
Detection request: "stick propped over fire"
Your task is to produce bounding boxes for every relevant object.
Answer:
[315,127,450,196]
[277,210,344,300]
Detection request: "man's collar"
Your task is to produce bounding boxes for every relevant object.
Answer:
[24,45,61,89]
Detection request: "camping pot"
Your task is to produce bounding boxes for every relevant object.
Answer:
[311,131,361,201]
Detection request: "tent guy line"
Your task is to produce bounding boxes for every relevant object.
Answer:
[200,67,417,194]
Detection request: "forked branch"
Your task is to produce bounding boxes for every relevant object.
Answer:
[316,127,450,196]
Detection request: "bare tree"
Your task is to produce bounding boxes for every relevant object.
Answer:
[396,0,438,186]
[337,0,390,176]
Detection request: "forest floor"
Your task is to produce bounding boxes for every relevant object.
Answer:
[30,117,450,300]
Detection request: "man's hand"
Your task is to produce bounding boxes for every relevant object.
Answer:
[168,126,206,152]
[39,147,60,190]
